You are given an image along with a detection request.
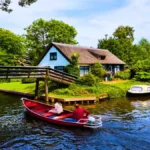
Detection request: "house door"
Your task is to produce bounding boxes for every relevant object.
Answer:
[108,65,112,72]
[114,65,120,73]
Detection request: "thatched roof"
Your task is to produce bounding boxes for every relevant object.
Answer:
[37,42,125,65]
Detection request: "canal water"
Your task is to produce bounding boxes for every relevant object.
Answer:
[0,92,150,150]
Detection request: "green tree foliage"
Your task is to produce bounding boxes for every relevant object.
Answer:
[64,53,80,77]
[98,26,150,72]
[134,72,150,81]
[132,59,150,81]
[24,18,78,65]
[131,39,150,81]
[113,26,134,42]
[138,38,150,56]
[98,26,134,66]
[133,59,150,72]
[0,28,26,66]
[91,62,106,80]
[0,0,37,13]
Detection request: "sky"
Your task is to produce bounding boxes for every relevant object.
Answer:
[0,0,150,48]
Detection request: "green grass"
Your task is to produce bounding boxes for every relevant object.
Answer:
[108,80,149,89]
[0,80,149,98]
[0,82,35,94]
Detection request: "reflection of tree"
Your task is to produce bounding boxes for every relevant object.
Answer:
[94,98,135,116]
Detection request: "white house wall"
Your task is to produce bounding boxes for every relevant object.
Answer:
[38,46,70,69]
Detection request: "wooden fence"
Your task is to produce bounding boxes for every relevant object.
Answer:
[0,66,77,84]
[0,66,77,101]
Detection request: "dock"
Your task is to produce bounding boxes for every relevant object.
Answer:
[0,89,97,104]
[48,97,97,104]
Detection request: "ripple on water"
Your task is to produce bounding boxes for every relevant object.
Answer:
[0,94,150,150]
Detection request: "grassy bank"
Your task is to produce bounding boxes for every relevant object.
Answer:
[0,80,149,99]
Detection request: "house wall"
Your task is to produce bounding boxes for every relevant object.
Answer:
[38,46,70,69]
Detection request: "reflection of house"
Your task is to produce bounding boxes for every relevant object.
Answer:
[38,42,125,76]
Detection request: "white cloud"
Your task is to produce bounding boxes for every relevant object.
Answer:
[78,0,150,46]
[0,0,150,47]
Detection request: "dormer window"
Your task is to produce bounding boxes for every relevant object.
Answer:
[50,52,57,60]
[98,56,105,60]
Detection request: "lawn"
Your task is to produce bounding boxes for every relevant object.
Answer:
[0,80,149,98]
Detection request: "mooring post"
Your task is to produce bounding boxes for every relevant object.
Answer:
[45,79,49,101]
[45,67,49,102]
[35,78,39,99]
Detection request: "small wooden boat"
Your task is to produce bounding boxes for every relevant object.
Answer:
[21,98,102,129]
[128,85,150,96]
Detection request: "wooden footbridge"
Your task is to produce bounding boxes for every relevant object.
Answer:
[0,66,77,101]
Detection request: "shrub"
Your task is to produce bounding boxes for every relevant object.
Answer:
[91,63,106,80]
[64,52,80,77]
[22,78,36,83]
[0,79,10,83]
[10,79,21,82]
[76,73,99,86]
[107,87,126,98]
[114,69,130,80]
[48,80,69,92]
[134,72,150,81]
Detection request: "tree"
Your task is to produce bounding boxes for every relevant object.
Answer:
[24,18,78,65]
[64,53,80,77]
[133,59,150,81]
[0,0,37,13]
[138,38,150,55]
[113,26,134,42]
[0,28,26,65]
[98,26,135,66]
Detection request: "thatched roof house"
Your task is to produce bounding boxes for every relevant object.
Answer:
[38,42,125,76]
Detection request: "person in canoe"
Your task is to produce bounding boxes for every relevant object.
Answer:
[49,101,63,114]
[73,104,90,121]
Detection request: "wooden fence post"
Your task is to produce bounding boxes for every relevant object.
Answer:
[35,78,39,99]
[45,67,49,101]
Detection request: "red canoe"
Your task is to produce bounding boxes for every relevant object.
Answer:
[21,97,102,129]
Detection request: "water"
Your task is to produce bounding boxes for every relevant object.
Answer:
[0,92,150,150]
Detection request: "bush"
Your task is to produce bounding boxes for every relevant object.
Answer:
[22,78,36,83]
[107,88,126,99]
[10,79,21,82]
[91,63,106,80]
[48,80,69,92]
[53,87,90,96]
[0,79,10,83]
[64,52,80,77]
[114,69,130,80]
[134,72,150,81]
[76,73,99,86]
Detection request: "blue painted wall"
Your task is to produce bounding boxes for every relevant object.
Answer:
[38,46,70,69]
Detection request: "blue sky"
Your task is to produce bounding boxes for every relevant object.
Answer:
[0,0,150,47]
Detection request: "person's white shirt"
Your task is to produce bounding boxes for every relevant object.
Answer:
[49,102,63,114]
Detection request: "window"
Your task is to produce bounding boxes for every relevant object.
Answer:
[80,66,89,76]
[54,66,64,72]
[131,87,142,92]
[98,56,105,60]
[50,52,57,60]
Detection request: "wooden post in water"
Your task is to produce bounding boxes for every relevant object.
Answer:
[45,67,49,101]
[35,78,39,99]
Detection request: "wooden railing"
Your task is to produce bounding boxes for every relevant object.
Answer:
[0,66,77,84]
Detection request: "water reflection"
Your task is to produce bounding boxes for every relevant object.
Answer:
[0,92,150,150]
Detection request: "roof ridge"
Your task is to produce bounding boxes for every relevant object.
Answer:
[52,42,109,51]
